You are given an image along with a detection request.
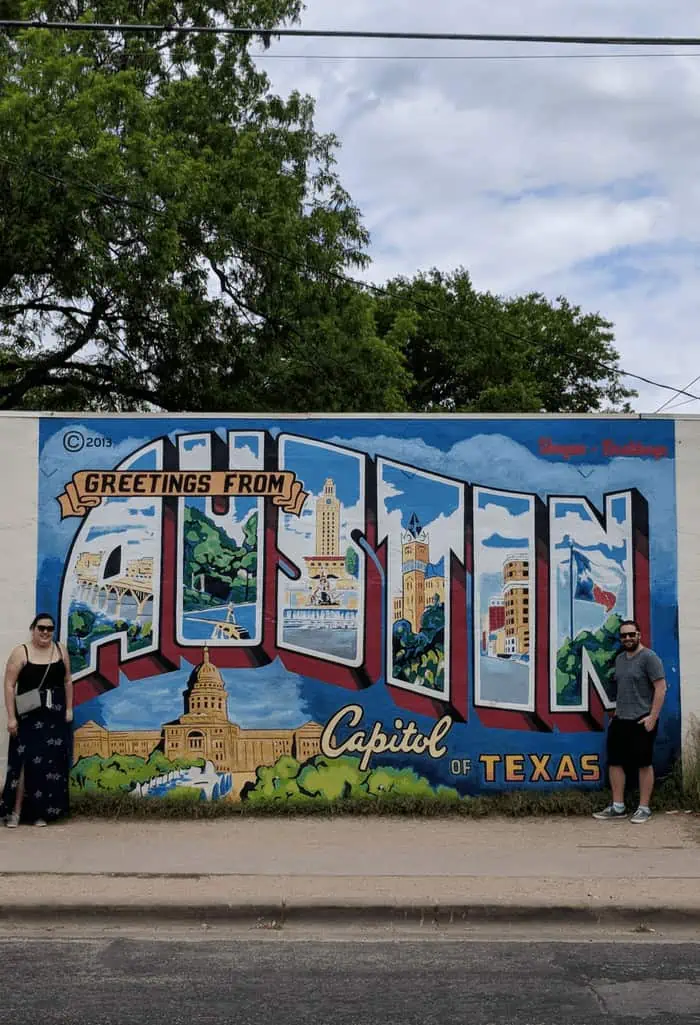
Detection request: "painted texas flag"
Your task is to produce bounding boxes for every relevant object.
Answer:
[572,549,617,613]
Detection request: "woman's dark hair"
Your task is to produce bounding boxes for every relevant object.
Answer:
[30,612,55,630]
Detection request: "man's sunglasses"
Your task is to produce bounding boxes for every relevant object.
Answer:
[35,625,53,633]
[620,632,638,639]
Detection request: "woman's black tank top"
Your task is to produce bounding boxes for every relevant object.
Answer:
[16,645,66,697]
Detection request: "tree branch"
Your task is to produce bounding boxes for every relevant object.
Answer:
[52,361,167,409]
[0,298,108,408]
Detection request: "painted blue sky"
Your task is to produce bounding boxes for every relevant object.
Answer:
[282,439,361,507]
[74,658,311,732]
[478,492,531,517]
[254,0,700,412]
[554,535,627,569]
[233,436,259,459]
[382,463,460,530]
[483,533,528,550]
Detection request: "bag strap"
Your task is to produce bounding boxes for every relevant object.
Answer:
[37,644,54,691]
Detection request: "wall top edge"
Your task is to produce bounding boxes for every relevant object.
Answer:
[0,411,698,422]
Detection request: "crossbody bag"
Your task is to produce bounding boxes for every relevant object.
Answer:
[15,644,54,718]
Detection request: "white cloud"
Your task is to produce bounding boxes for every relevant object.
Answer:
[259,0,700,410]
[473,493,534,576]
[279,489,364,571]
[377,472,464,596]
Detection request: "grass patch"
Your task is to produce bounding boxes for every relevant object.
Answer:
[69,763,700,820]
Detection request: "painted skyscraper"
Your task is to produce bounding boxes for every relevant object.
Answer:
[316,478,340,557]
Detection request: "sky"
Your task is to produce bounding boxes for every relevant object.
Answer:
[255,0,700,413]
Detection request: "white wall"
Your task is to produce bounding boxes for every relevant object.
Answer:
[0,416,39,776]
[675,417,700,769]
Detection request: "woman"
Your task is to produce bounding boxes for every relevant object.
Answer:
[1,613,73,827]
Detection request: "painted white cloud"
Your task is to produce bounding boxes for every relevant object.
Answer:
[473,495,534,577]
[258,0,700,410]
[377,471,464,598]
[279,490,364,572]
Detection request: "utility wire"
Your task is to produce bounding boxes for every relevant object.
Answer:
[654,373,700,413]
[252,51,700,61]
[5,21,700,47]
[1,154,698,405]
[663,393,700,412]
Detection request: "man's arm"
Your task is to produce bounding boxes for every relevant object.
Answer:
[641,677,666,732]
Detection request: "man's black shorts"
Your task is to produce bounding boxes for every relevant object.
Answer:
[607,716,658,769]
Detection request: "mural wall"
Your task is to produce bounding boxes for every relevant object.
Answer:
[37,417,681,803]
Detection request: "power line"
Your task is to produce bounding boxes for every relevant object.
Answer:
[5,21,700,47]
[2,154,698,406]
[654,372,700,413]
[252,51,700,61]
[663,393,700,412]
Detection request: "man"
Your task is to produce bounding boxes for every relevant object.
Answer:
[593,619,666,823]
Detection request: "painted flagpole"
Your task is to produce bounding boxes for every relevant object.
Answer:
[569,539,575,642]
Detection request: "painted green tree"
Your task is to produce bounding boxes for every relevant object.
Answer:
[392,596,446,692]
[182,506,258,610]
[67,608,153,672]
[243,753,459,803]
[71,751,205,792]
[344,546,360,578]
[556,613,622,705]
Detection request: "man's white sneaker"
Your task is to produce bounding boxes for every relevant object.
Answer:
[592,804,627,820]
[5,813,19,828]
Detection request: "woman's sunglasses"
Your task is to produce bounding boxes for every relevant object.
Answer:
[35,625,54,633]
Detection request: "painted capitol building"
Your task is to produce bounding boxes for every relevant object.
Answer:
[73,648,324,773]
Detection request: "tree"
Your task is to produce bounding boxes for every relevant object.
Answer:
[182,504,258,609]
[0,0,408,412]
[244,755,304,802]
[71,754,104,789]
[242,512,258,552]
[243,752,459,803]
[67,608,96,664]
[556,613,622,705]
[344,546,359,578]
[239,551,257,602]
[296,755,370,800]
[392,601,446,692]
[372,269,635,413]
[366,766,457,799]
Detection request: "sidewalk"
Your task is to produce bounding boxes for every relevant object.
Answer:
[1,814,699,926]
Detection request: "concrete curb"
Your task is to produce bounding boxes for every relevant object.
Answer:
[0,902,699,928]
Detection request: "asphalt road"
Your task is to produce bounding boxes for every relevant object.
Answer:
[3,934,700,1024]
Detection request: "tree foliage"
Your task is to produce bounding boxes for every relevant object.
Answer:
[0,3,634,414]
[242,753,459,802]
[67,605,152,671]
[372,270,635,413]
[556,612,622,706]
[182,505,257,609]
[392,597,446,693]
[0,0,408,411]
[71,749,205,791]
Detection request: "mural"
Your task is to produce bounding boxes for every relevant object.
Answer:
[36,418,681,802]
